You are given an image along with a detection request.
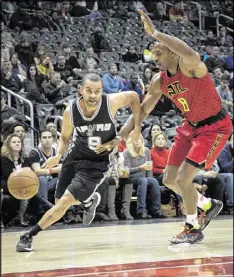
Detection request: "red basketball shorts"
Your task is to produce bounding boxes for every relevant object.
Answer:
[168,114,232,170]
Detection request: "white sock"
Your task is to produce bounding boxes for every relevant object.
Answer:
[197,191,211,211]
[186,213,199,227]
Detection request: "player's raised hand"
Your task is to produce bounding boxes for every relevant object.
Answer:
[42,155,61,169]
[138,9,156,36]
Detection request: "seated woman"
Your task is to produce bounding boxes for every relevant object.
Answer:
[10,53,26,77]
[144,124,162,149]
[123,136,165,219]
[23,64,50,104]
[37,55,54,78]
[0,134,52,227]
[142,42,157,70]
[34,44,46,67]
[151,131,185,215]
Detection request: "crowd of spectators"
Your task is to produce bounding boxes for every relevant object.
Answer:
[1,0,233,228]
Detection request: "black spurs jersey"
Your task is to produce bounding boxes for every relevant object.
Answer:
[69,94,117,160]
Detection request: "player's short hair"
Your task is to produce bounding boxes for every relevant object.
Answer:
[82,73,102,86]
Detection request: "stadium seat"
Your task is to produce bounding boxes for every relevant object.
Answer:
[99,52,120,63]
[35,104,56,130]
[164,127,177,142]
[106,26,124,36]
[118,62,139,73]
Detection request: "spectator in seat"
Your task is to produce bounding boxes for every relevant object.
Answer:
[121,73,144,102]
[23,64,49,104]
[79,46,101,72]
[43,71,69,109]
[216,26,233,47]
[90,27,111,54]
[205,46,226,72]
[142,66,154,94]
[205,30,217,46]
[102,63,123,93]
[0,133,53,226]
[144,124,162,149]
[150,131,185,215]
[1,21,16,53]
[37,55,54,78]
[54,52,75,83]
[216,73,233,113]
[45,122,58,148]
[34,44,46,67]
[10,53,26,77]
[152,1,169,21]
[61,43,81,70]
[142,42,158,70]
[224,46,233,73]
[47,11,65,33]
[1,93,26,134]
[217,134,233,213]
[123,137,165,219]
[1,60,23,94]
[9,4,34,31]
[122,46,142,64]
[203,46,212,62]
[213,67,223,86]
[14,31,37,69]
[29,130,60,202]
[169,0,188,21]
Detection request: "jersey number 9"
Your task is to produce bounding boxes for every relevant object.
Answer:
[88,136,102,151]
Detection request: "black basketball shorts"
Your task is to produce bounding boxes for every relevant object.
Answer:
[55,157,110,203]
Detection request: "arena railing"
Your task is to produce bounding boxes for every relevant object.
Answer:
[216,14,233,36]
[54,115,63,137]
[1,85,35,143]
[189,2,202,31]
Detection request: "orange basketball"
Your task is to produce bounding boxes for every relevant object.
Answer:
[7,167,39,200]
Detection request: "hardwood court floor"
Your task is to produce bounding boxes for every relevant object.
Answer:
[2,217,233,277]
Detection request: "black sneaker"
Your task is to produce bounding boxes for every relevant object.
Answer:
[16,233,33,252]
[169,223,204,244]
[63,210,77,224]
[198,199,223,231]
[83,192,101,226]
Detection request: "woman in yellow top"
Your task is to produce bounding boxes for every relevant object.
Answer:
[143,42,156,63]
[37,55,54,78]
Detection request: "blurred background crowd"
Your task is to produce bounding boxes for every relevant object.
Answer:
[0,0,233,228]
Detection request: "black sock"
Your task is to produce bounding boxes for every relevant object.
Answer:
[28,224,42,237]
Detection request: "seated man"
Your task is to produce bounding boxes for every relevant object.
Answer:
[29,130,61,202]
[102,63,123,94]
[43,71,69,110]
[217,134,233,214]
[121,74,144,102]
[216,74,233,114]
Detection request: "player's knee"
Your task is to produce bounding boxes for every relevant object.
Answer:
[175,172,192,190]
[162,174,176,188]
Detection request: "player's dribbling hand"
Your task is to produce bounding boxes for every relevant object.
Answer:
[42,155,61,169]
[138,9,156,36]
[95,139,120,154]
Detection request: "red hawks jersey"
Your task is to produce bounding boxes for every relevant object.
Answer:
[160,70,222,122]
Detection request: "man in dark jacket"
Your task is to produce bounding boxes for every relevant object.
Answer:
[217,135,233,212]
[43,72,69,109]
[90,27,111,54]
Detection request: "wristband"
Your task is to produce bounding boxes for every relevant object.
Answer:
[152,30,159,39]
[115,135,122,142]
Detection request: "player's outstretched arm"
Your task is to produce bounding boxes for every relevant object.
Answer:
[42,106,73,169]
[138,9,201,67]
[120,73,163,138]
[109,90,142,141]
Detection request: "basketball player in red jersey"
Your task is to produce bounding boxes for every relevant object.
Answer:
[121,10,233,244]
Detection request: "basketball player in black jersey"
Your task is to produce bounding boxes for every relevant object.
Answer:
[16,73,141,252]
